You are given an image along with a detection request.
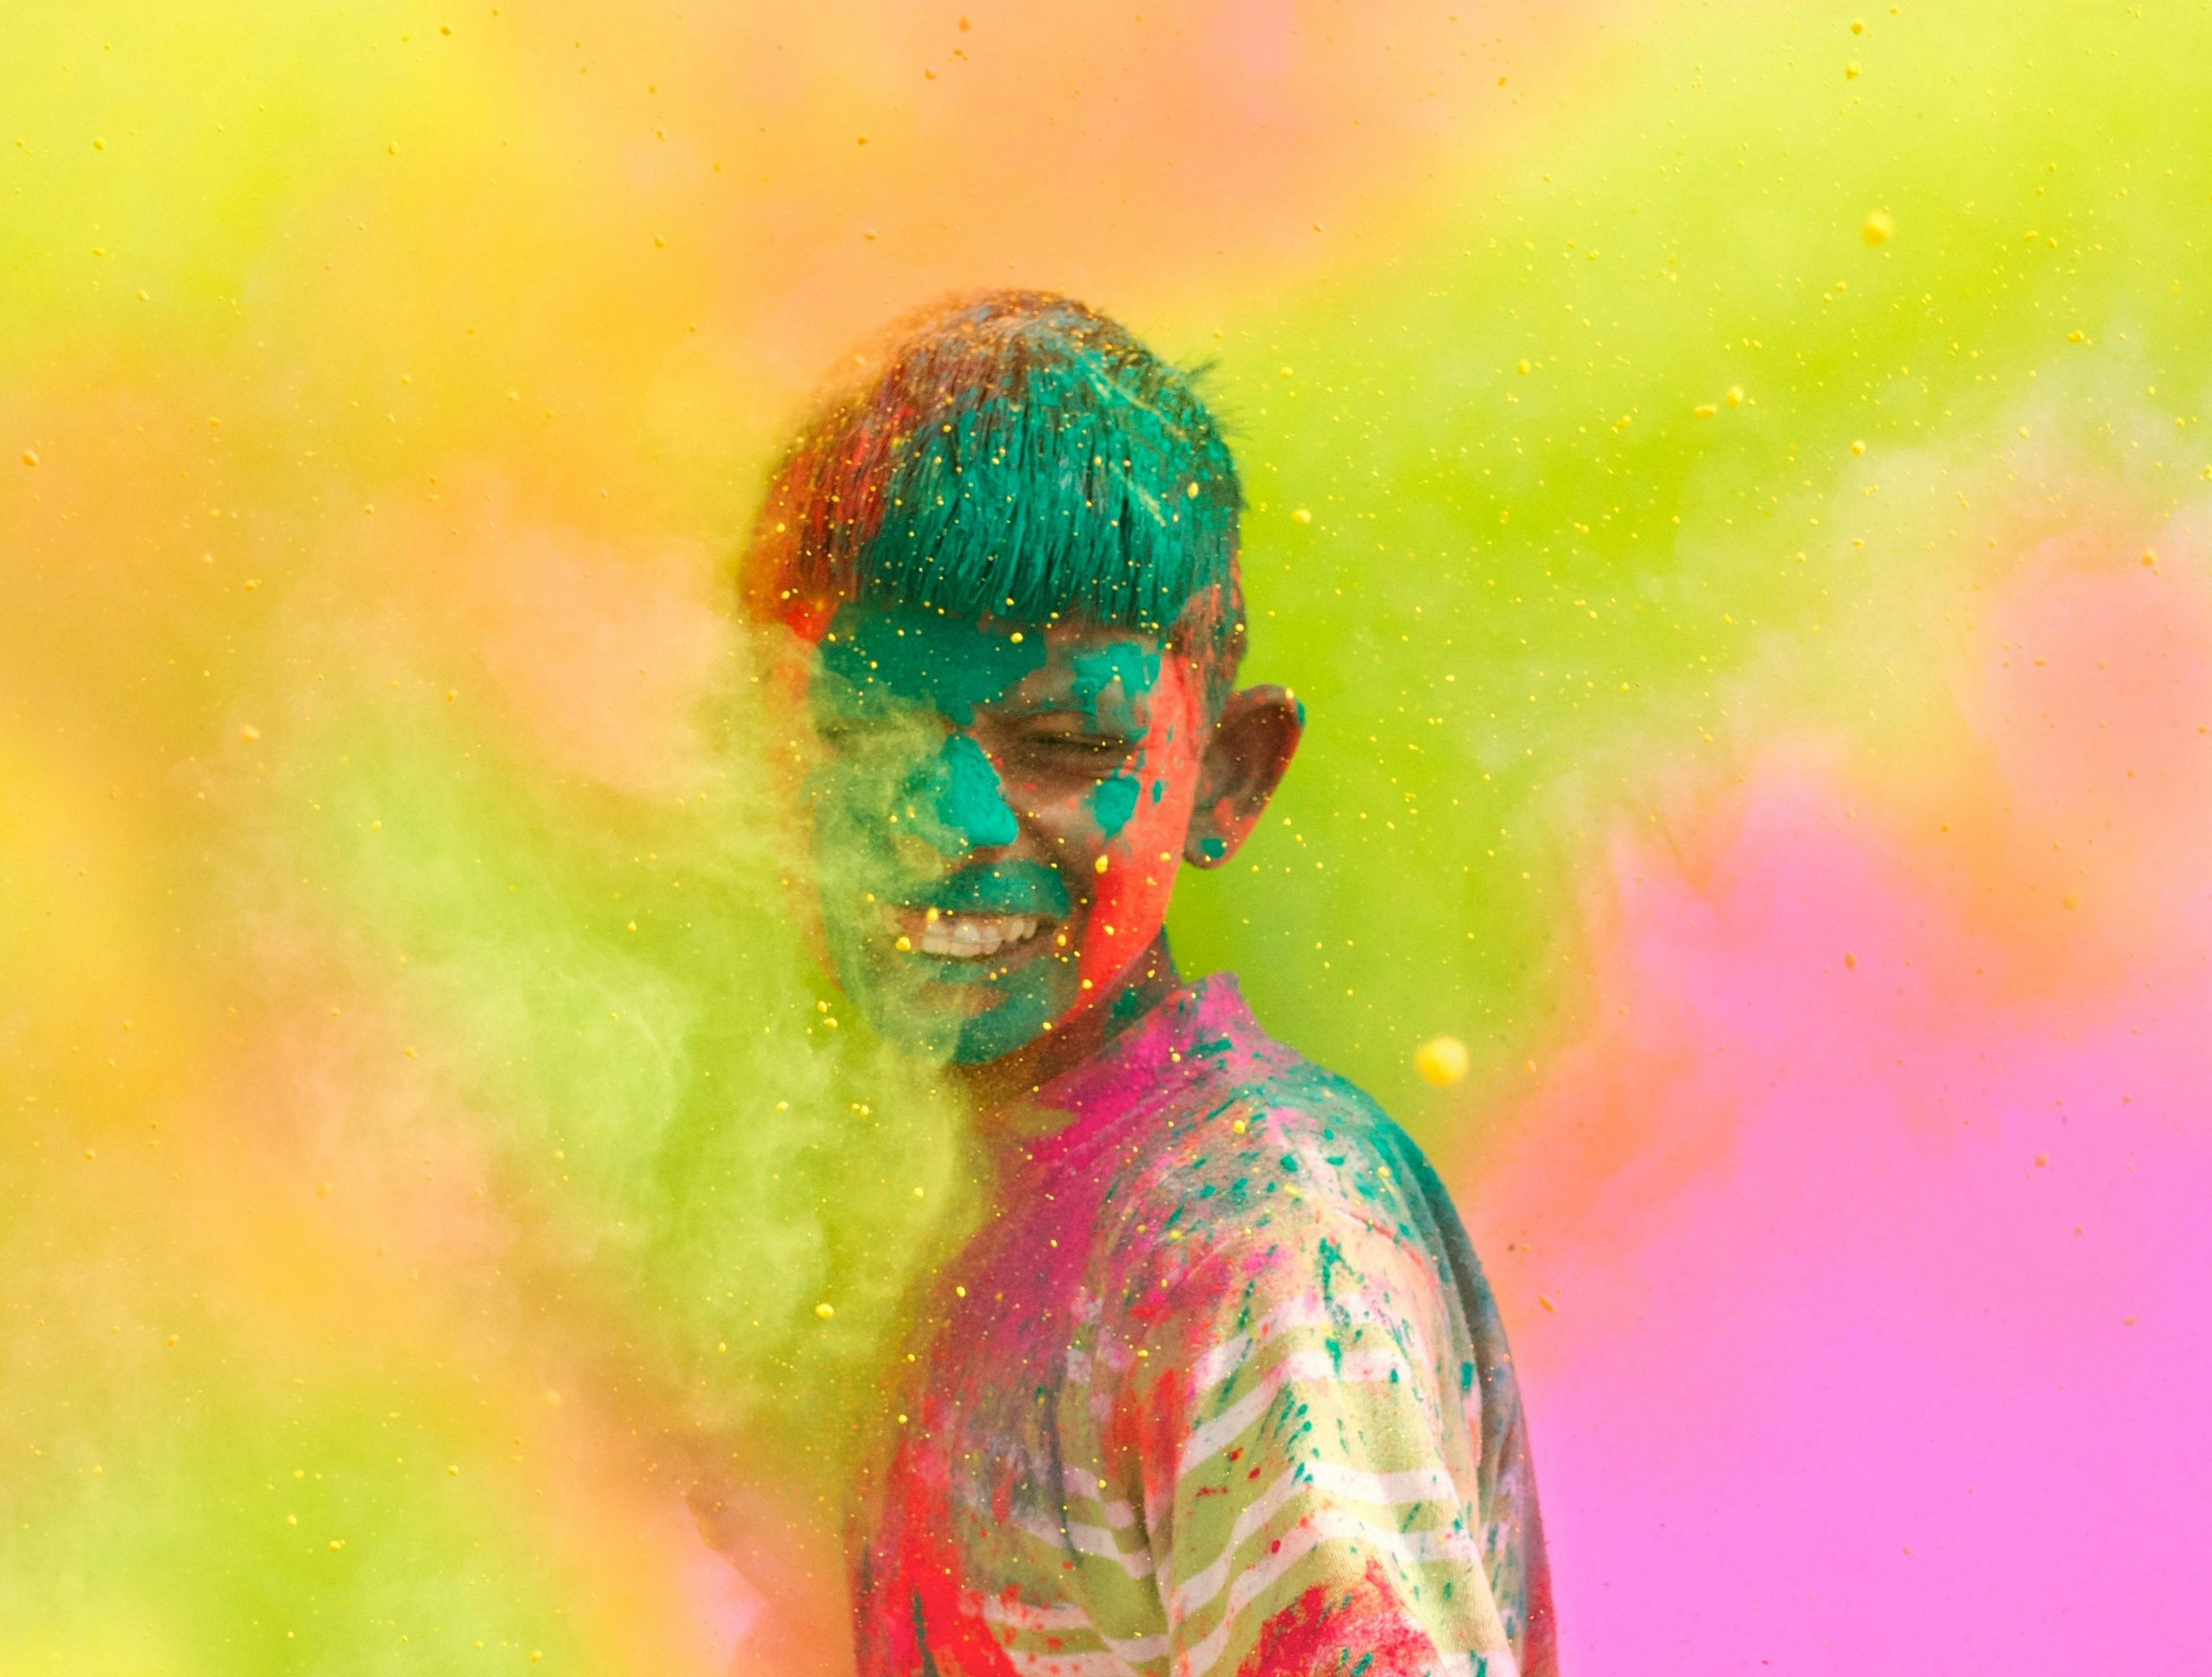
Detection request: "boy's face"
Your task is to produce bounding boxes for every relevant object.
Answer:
[794,601,1268,1065]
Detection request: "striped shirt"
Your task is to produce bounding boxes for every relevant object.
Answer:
[851,976,1555,1677]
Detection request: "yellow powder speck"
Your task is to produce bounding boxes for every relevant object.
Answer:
[1693,403,1717,419]
[1414,1035,1469,1087]
[814,1302,835,1319]
[1291,507,1312,523]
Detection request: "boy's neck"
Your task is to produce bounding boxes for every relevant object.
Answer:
[952,931,1183,1128]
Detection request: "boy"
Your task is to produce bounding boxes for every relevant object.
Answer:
[745,293,1554,1676]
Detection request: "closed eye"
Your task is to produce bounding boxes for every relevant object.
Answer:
[1006,723,1137,768]
[813,719,891,748]
[1020,730,1132,756]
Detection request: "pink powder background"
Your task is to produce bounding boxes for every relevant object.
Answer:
[1464,537,2212,1668]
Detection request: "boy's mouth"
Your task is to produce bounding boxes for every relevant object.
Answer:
[880,860,1074,965]
[891,907,1055,961]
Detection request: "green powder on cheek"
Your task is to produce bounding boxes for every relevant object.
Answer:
[1091,775,1142,838]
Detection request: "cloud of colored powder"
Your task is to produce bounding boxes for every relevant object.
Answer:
[3,0,2207,1670]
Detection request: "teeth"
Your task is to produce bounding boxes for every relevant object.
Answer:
[912,913,1042,958]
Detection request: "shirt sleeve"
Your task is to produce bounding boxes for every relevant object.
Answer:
[1119,1210,1521,1677]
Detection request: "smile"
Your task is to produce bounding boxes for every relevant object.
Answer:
[895,908,1052,961]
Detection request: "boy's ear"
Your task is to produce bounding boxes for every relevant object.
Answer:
[1183,684,1304,868]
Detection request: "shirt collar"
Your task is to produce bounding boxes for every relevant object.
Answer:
[1015,972,1259,1162]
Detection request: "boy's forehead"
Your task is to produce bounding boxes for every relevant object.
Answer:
[809,601,1168,723]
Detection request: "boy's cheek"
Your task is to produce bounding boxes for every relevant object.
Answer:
[1069,764,1199,996]
[1073,870,1179,995]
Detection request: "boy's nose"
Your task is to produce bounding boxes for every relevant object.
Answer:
[910,732,1017,854]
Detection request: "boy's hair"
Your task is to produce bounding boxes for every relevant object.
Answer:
[743,290,1246,708]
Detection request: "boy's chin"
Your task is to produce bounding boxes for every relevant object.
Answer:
[948,965,1070,1065]
[948,1006,1051,1067]
[839,958,1074,1068]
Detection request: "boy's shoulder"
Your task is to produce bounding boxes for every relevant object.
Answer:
[1081,977,1448,1292]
